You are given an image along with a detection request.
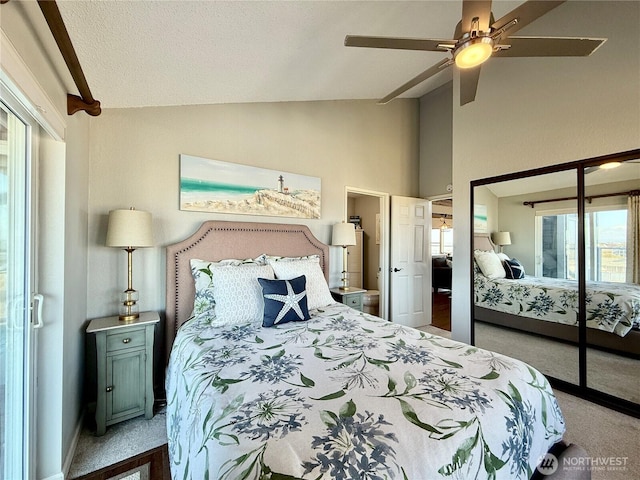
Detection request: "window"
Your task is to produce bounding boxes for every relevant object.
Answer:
[431,227,453,255]
[586,209,627,282]
[536,208,627,282]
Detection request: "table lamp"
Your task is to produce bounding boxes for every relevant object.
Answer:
[491,231,512,253]
[106,208,153,321]
[332,222,357,290]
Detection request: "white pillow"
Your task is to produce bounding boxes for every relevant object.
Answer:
[267,256,334,310]
[496,252,510,262]
[190,255,267,317]
[209,263,275,326]
[474,250,506,279]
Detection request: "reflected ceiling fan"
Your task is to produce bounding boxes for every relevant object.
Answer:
[584,159,640,174]
[345,0,606,105]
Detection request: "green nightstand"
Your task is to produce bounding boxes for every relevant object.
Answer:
[86,311,159,436]
[330,287,366,312]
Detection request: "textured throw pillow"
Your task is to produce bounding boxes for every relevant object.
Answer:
[503,258,526,279]
[496,252,510,262]
[473,250,506,279]
[209,263,275,326]
[258,275,310,327]
[267,256,334,310]
[190,255,268,317]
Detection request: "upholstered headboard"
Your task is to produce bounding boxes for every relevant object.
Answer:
[474,234,496,252]
[165,221,330,363]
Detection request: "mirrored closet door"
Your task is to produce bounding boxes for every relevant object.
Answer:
[471,150,640,415]
[583,159,640,405]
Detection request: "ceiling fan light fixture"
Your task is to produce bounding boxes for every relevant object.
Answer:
[454,36,494,69]
[599,162,622,170]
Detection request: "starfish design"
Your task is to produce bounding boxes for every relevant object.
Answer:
[264,280,307,324]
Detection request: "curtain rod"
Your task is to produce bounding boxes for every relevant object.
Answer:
[523,190,639,208]
[35,0,101,116]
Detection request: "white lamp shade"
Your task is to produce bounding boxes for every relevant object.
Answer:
[106,209,154,248]
[332,222,356,246]
[492,231,512,246]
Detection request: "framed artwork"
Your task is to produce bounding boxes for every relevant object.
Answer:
[474,204,488,233]
[180,154,321,219]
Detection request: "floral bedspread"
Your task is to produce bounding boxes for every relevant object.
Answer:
[166,303,565,480]
[475,274,640,337]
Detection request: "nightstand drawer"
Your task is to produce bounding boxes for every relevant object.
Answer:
[106,329,145,352]
[345,295,363,310]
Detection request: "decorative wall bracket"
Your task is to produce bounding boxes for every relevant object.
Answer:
[68,94,101,116]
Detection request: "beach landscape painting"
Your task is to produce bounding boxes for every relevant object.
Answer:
[180,154,321,219]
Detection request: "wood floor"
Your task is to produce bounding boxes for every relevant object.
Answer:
[431,289,451,331]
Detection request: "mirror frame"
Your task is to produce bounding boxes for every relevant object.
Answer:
[470,148,640,418]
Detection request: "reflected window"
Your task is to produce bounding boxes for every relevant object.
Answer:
[536,208,627,282]
[586,209,627,282]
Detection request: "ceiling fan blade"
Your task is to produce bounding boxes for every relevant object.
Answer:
[345,35,453,52]
[379,58,453,104]
[460,66,481,106]
[462,0,492,32]
[492,1,565,39]
[493,37,606,57]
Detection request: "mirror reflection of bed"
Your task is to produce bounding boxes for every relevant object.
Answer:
[472,158,640,408]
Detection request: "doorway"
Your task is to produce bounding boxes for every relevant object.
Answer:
[430,196,453,331]
[345,187,389,319]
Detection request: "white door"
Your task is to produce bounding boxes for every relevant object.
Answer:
[1,93,38,480]
[390,196,431,327]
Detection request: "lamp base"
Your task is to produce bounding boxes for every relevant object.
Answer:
[119,312,139,323]
[119,290,139,323]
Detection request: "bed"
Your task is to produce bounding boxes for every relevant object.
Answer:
[164,221,587,480]
[474,234,640,357]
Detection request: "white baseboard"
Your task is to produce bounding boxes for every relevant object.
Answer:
[61,411,84,479]
[40,474,64,480]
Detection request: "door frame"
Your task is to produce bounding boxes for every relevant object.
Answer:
[344,187,390,319]
[1,87,39,480]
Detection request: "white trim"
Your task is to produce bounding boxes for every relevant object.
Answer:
[0,29,65,141]
[40,473,64,480]
[427,193,453,202]
[61,413,84,479]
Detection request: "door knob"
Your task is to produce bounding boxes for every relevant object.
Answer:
[392,267,403,272]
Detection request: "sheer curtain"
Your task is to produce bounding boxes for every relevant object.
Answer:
[627,191,640,284]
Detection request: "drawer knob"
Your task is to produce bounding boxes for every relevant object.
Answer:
[106,386,114,392]
[122,338,131,344]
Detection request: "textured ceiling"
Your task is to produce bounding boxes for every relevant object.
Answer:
[57,0,528,109]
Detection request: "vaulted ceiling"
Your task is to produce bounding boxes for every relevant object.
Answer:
[57,0,531,109]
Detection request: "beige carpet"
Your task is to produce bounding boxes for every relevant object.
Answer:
[474,322,639,404]
[419,324,640,480]
[554,390,640,480]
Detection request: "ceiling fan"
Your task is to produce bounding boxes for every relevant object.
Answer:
[584,159,640,174]
[345,0,606,106]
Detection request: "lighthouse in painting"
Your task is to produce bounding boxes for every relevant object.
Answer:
[277,175,284,193]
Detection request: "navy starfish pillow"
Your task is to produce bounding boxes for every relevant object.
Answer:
[258,275,310,327]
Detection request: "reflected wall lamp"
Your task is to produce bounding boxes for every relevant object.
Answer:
[491,231,512,253]
[106,208,153,321]
[331,222,357,290]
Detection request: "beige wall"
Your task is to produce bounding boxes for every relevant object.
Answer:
[420,82,453,198]
[450,1,640,343]
[87,100,419,324]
